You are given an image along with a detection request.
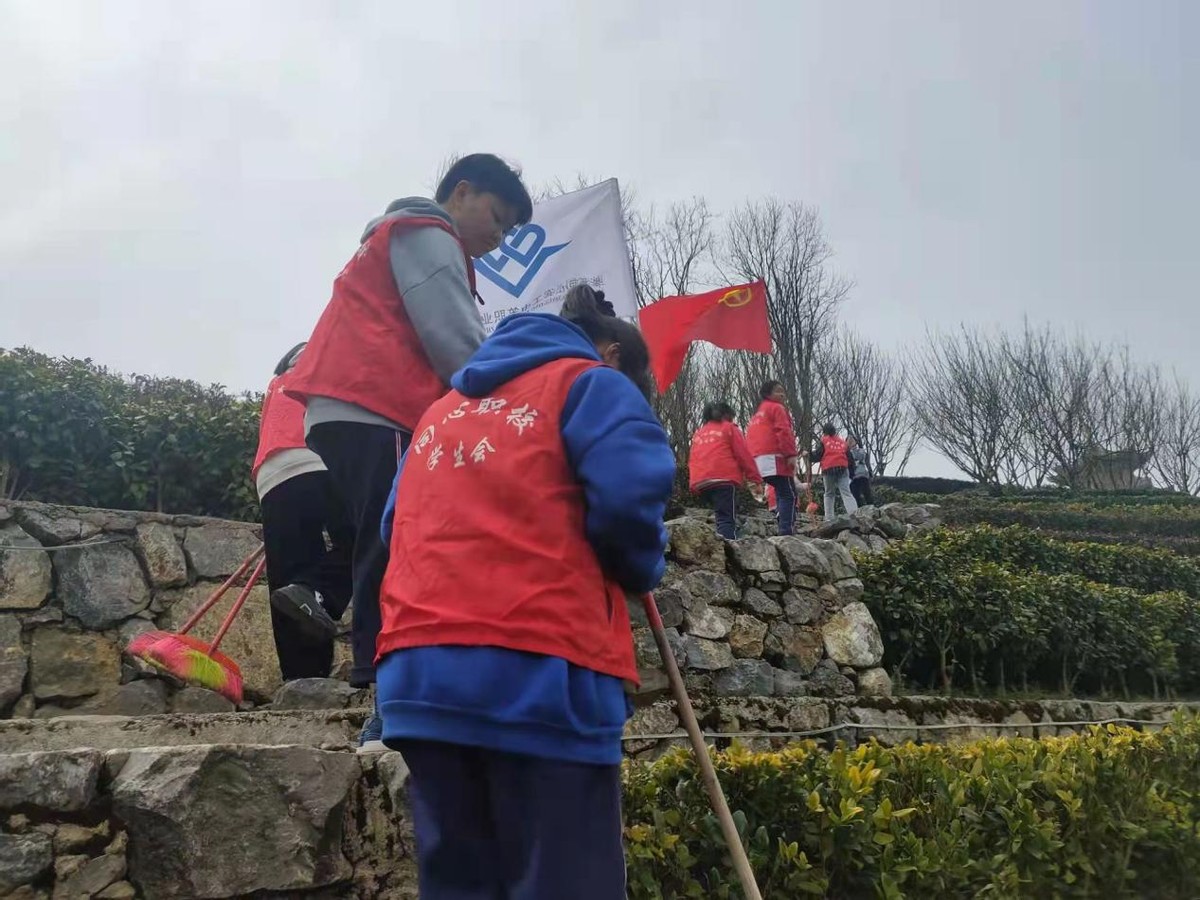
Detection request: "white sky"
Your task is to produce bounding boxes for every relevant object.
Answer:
[2,0,1195,477]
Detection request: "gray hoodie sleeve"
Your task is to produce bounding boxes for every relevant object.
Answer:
[389,226,485,383]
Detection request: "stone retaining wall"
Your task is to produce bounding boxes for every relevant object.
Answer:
[0,500,352,718]
[2,499,939,720]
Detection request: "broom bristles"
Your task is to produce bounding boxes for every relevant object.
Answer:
[126,632,244,705]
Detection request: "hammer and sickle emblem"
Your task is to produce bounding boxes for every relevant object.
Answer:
[718,287,752,308]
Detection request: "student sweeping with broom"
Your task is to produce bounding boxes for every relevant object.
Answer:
[375,286,675,899]
[252,343,353,681]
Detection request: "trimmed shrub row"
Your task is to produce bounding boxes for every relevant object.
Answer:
[624,719,1200,898]
[856,529,1200,695]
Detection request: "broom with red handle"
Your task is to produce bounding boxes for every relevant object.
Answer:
[642,592,764,900]
[126,545,266,705]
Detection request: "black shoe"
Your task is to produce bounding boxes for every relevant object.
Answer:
[270,584,338,642]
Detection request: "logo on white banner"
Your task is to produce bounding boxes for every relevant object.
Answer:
[475,225,570,298]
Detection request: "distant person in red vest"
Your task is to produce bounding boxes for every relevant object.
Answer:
[811,422,859,519]
[252,343,353,681]
[374,288,675,899]
[688,402,762,539]
[746,380,800,535]
[283,154,533,749]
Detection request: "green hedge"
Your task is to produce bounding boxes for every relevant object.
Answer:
[0,347,260,520]
[857,528,1200,695]
[939,500,1200,539]
[624,718,1200,898]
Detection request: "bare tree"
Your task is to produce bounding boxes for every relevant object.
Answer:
[1152,375,1200,495]
[912,327,1026,485]
[815,329,918,476]
[721,200,850,440]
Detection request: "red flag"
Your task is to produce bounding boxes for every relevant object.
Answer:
[637,280,772,392]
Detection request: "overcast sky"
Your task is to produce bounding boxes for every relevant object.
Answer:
[2,1,1195,477]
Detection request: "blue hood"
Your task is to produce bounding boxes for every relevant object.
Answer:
[451,313,599,398]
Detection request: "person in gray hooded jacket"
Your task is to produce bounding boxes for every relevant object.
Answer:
[282,153,533,749]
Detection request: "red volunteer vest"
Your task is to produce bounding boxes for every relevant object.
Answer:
[284,216,477,432]
[376,358,639,683]
[689,421,754,490]
[251,371,308,478]
[745,400,798,477]
[820,435,850,471]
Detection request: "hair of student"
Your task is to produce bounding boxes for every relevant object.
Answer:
[273,342,307,377]
[822,422,837,436]
[759,380,783,400]
[702,401,735,423]
[435,153,534,226]
[560,286,654,399]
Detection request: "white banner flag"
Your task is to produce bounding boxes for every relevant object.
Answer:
[473,179,637,333]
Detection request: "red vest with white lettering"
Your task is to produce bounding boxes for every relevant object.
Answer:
[820,435,850,471]
[284,216,477,432]
[376,357,638,683]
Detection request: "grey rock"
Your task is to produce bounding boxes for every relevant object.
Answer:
[18,606,61,625]
[171,686,236,714]
[856,667,893,698]
[651,586,686,629]
[272,678,365,711]
[815,515,854,538]
[112,744,359,898]
[787,573,821,591]
[728,615,768,659]
[183,524,262,579]
[764,621,824,674]
[56,542,151,628]
[876,512,908,540]
[817,583,844,612]
[715,659,775,697]
[786,698,832,732]
[11,693,35,718]
[682,601,733,640]
[0,616,27,711]
[665,517,726,572]
[633,629,668,695]
[104,679,170,716]
[680,571,740,607]
[772,668,809,697]
[837,531,872,554]
[782,588,822,625]
[726,537,779,574]
[0,749,103,811]
[0,523,52,610]
[30,629,121,700]
[624,702,680,753]
[683,636,734,671]
[848,707,917,745]
[822,602,884,667]
[55,851,126,898]
[0,832,52,892]
[97,881,137,900]
[53,821,110,855]
[135,522,188,588]
[12,506,83,545]
[741,588,783,618]
[810,539,857,581]
[835,578,865,603]
[770,537,831,580]
[758,570,788,591]
[865,535,889,554]
[809,660,856,697]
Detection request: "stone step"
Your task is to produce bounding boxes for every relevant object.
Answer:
[0,708,368,754]
[4,695,1193,756]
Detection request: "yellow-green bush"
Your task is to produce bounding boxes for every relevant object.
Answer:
[623,718,1200,899]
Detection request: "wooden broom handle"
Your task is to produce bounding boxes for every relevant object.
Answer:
[642,593,764,900]
[178,544,265,635]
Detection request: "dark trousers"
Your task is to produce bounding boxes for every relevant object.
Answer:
[260,471,353,681]
[851,477,874,507]
[397,739,626,900]
[765,475,797,536]
[701,484,737,540]
[307,421,407,687]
